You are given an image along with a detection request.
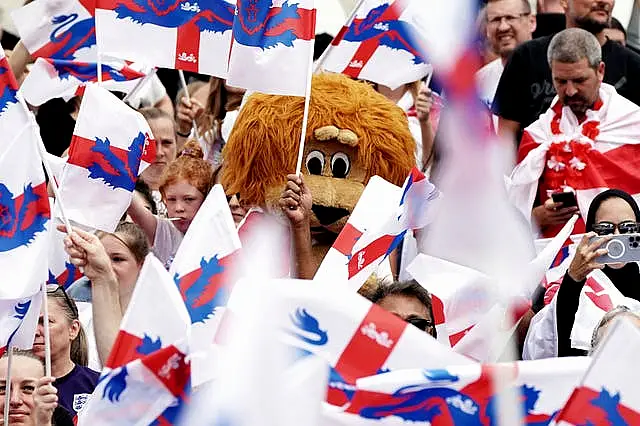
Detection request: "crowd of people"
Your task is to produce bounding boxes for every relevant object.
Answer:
[2,0,640,424]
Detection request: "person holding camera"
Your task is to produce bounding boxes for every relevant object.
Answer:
[556,189,640,356]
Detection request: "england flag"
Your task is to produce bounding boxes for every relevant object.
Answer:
[57,85,156,232]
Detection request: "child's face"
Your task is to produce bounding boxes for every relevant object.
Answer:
[164,180,205,233]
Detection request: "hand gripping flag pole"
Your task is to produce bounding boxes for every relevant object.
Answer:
[312,0,367,73]
[178,70,202,142]
[294,39,316,176]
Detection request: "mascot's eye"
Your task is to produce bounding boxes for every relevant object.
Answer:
[330,152,350,179]
[306,150,325,175]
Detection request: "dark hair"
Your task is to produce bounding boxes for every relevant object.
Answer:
[47,291,89,367]
[134,179,157,215]
[369,280,437,338]
[609,17,627,40]
[585,189,640,231]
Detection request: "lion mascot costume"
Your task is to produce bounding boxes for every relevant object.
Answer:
[220,73,416,275]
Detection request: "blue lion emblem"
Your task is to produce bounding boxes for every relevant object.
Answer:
[101,367,128,403]
[287,308,328,346]
[0,183,49,252]
[174,255,227,324]
[355,370,555,426]
[233,0,312,49]
[342,3,426,65]
[47,262,82,289]
[136,334,162,355]
[579,388,628,426]
[50,59,141,83]
[47,14,96,60]
[0,62,18,115]
[112,0,234,33]
[86,132,146,191]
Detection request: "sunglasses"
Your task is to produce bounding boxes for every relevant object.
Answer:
[405,315,434,332]
[46,284,78,318]
[592,221,639,236]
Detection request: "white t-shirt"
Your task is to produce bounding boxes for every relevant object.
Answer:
[153,218,184,269]
[476,58,504,131]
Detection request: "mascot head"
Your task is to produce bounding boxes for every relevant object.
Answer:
[220,73,415,236]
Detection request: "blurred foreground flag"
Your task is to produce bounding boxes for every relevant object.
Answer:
[22,58,149,106]
[320,0,431,89]
[95,0,235,76]
[227,0,316,95]
[556,318,640,425]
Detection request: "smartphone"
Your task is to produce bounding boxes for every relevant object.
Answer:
[551,191,578,207]
[590,234,640,264]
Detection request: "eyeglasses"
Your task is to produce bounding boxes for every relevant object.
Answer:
[46,284,78,318]
[592,221,639,236]
[487,13,530,26]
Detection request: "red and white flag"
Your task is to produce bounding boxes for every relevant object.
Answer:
[95,0,235,77]
[321,0,431,89]
[12,0,96,61]
[332,357,589,424]
[347,167,440,287]
[78,341,191,426]
[0,47,28,155]
[0,123,51,298]
[227,278,474,408]
[556,318,640,425]
[57,85,155,232]
[87,254,191,425]
[314,175,402,289]
[0,296,42,357]
[508,83,640,238]
[169,184,241,387]
[21,58,149,107]
[227,0,316,95]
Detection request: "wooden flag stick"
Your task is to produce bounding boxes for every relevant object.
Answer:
[178,70,202,142]
[3,347,13,426]
[294,38,316,176]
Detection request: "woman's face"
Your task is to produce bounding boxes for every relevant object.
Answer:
[595,197,637,268]
[100,234,142,292]
[33,299,78,364]
[227,194,248,226]
[163,180,205,233]
[0,356,43,426]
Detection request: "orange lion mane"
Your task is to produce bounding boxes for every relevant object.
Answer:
[220,73,416,206]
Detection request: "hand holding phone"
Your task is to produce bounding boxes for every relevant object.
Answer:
[592,233,640,264]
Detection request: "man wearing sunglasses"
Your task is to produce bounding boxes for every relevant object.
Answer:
[555,189,640,357]
[368,280,437,338]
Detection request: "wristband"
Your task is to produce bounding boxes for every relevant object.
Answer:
[176,129,191,137]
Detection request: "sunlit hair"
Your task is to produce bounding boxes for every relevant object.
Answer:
[159,140,213,198]
[47,290,88,367]
[1,349,44,375]
[548,28,602,68]
[139,107,176,134]
[96,221,150,265]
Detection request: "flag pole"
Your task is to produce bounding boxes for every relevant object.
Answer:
[178,70,202,142]
[294,38,316,176]
[312,0,367,73]
[3,347,12,426]
[16,95,73,234]
[40,283,52,377]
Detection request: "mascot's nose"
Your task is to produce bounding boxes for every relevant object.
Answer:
[312,205,350,226]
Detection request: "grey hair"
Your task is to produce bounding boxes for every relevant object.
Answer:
[590,305,640,353]
[547,28,602,68]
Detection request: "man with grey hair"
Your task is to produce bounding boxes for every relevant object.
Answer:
[547,28,604,120]
[509,27,640,239]
[493,0,640,144]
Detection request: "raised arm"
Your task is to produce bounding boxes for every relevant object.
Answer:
[127,190,159,244]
